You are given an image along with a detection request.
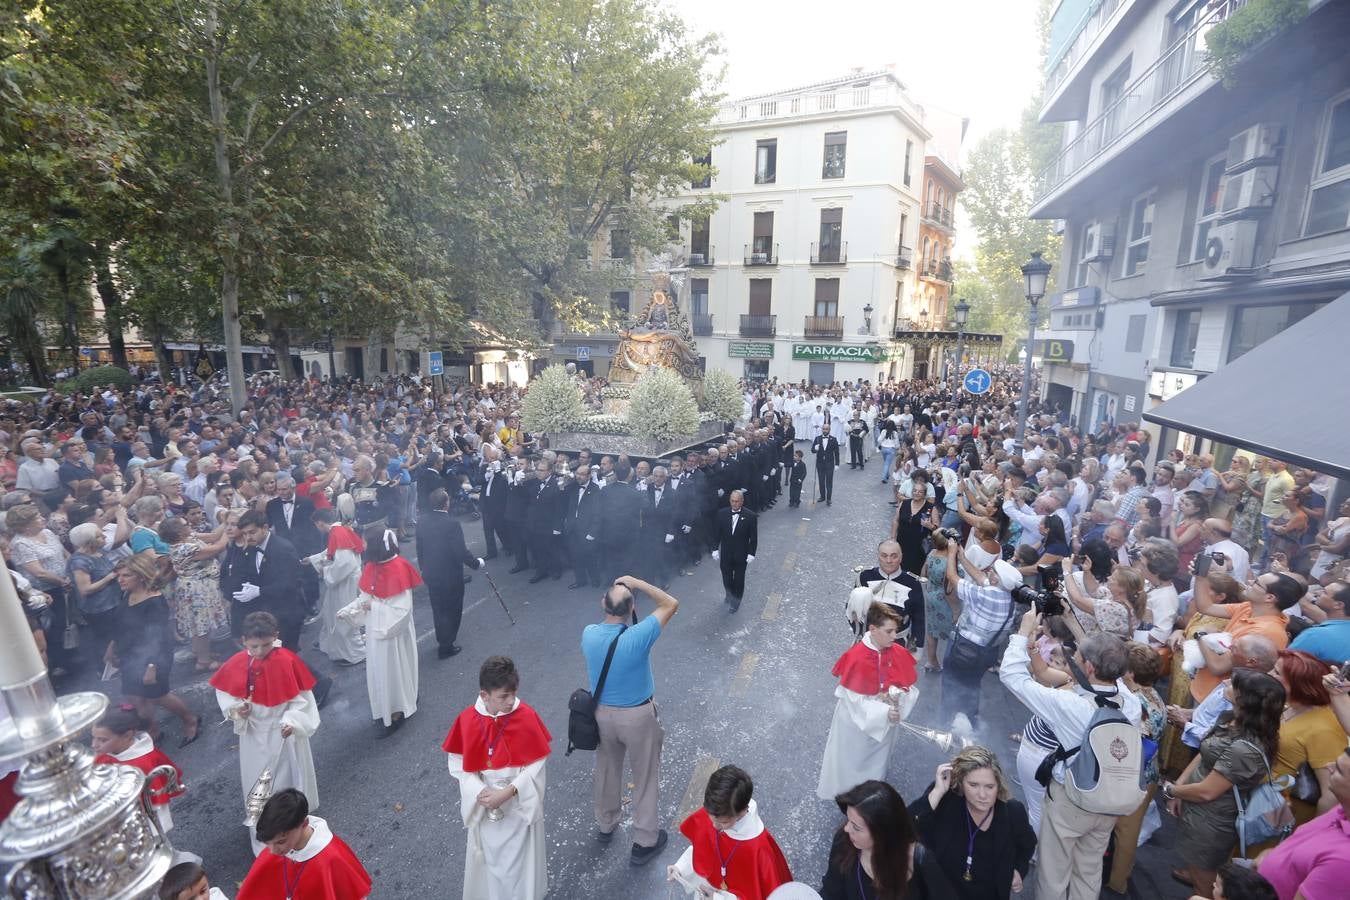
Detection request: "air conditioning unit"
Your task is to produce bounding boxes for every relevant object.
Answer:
[751,252,768,264]
[689,253,706,265]
[1082,221,1116,262]
[1201,219,1259,277]
[1221,166,1278,217]
[1226,124,1282,174]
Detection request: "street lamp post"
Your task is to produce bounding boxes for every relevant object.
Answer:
[318,291,336,380]
[1015,251,1052,451]
[950,299,970,407]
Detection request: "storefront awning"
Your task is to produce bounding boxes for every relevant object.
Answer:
[1142,291,1350,479]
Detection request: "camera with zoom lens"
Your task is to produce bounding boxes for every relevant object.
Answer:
[937,527,961,542]
[1194,551,1226,577]
[1011,562,1066,617]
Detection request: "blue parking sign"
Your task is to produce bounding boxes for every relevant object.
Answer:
[962,368,992,395]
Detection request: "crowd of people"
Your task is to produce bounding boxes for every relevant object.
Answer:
[1,364,1349,900]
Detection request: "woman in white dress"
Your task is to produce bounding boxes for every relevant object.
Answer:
[340,528,422,735]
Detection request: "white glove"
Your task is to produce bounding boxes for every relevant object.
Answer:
[551,530,561,536]
[761,475,768,481]
[585,534,595,541]
[233,582,261,603]
[664,534,674,543]
[835,466,840,470]
[711,550,720,561]
[746,554,755,563]
[717,488,724,497]
[476,558,485,569]
[681,525,691,534]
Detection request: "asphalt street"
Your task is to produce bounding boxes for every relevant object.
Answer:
[72,450,1192,899]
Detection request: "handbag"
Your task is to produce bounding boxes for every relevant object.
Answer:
[948,594,1015,671]
[1291,761,1321,806]
[1231,739,1296,857]
[565,626,626,756]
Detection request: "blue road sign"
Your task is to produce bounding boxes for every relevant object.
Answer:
[575,346,591,362]
[962,368,992,395]
[427,351,443,376]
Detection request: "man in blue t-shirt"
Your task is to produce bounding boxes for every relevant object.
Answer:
[1291,581,1350,665]
[581,574,679,866]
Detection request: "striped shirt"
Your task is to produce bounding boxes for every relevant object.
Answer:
[954,580,1015,646]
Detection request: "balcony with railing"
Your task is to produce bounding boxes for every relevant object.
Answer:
[922,202,954,228]
[804,315,844,339]
[692,314,714,336]
[920,259,953,283]
[739,314,776,337]
[1033,0,1247,211]
[743,243,779,266]
[810,241,847,265]
[1043,0,1131,107]
[688,247,715,267]
[895,245,912,269]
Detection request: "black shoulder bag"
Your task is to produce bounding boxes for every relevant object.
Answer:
[566,625,626,756]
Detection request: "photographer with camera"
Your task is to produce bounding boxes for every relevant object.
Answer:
[939,535,1022,727]
[999,609,1142,900]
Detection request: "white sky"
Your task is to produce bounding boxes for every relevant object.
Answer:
[667,0,1046,158]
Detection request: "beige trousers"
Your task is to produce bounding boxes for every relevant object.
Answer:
[1107,784,1158,892]
[1036,780,1118,900]
[594,702,664,847]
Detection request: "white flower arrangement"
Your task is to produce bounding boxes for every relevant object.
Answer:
[700,368,742,422]
[521,365,587,433]
[572,414,630,435]
[626,366,700,441]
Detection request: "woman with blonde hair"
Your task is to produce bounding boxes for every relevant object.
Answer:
[911,746,1036,899]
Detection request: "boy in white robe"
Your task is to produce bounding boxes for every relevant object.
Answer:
[443,656,551,900]
[339,528,420,733]
[210,611,321,854]
[307,509,366,665]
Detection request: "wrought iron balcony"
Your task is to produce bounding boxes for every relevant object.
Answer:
[921,260,953,283]
[896,245,912,269]
[804,315,844,339]
[743,243,779,266]
[923,202,954,228]
[688,247,715,267]
[810,241,847,265]
[692,313,714,336]
[739,314,776,337]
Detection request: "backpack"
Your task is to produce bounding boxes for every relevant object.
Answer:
[565,626,625,756]
[1035,663,1147,816]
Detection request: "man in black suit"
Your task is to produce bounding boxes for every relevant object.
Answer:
[526,459,565,584]
[415,488,484,658]
[266,474,321,619]
[811,430,841,505]
[561,463,602,588]
[237,508,306,650]
[713,490,757,612]
[641,465,679,587]
[788,450,807,508]
[414,449,446,514]
[478,453,512,560]
[598,460,643,586]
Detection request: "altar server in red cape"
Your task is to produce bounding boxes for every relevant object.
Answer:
[668,765,793,900]
[238,789,371,900]
[816,602,917,799]
[306,508,365,665]
[211,611,321,853]
[92,704,185,835]
[443,655,551,900]
[338,527,420,734]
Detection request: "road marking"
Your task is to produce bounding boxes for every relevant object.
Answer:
[781,552,796,572]
[796,521,809,538]
[730,651,759,697]
[676,756,721,826]
[762,592,782,621]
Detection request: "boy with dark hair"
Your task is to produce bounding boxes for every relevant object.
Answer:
[237,789,371,899]
[442,656,552,900]
[668,765,792,899]
[787,450,806,509]
[158,862,228,900]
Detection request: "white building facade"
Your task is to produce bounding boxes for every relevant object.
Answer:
[1030,0,1350,460]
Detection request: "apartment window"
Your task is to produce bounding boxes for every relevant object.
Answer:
[1191,154,1227,262]
[759,101,778,117]
[664,214,681,243]
[690,278,709,316]
[743,359,769,380]
[818,208,843,262]
[690,215,710,258]
[379,348,389,373]
[692,149,712,189]
[814,278,840,317]
[748,278,772,315]
[1073,222,1093,287]
[903,140,913,187]
[1100,59,1132,143]
[1124,314,1146,352]
[892,281,903,326]
[755,139,777,184]
[921,236,931,270]
[609,227,630,259]
[899,212,909,249]
[1123,191,1154,276]
[823,131,847,179]
[1305,92,1350,236]
[1227,302,1324,362]
[752,211,774,256]
[1169,309,1201,368]
[610,291,630,314]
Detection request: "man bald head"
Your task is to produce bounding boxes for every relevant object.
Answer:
[877,540,902,575]
[1232,634,1279,673]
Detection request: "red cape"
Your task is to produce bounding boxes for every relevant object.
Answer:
[678,809,793,900]
[831,640,917,696]
[209,647,317,707]
[237,831,371,900]
[442,702,552,772]
[358,555,422,598]
[325,525,365,559]
[94,748,184,804]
